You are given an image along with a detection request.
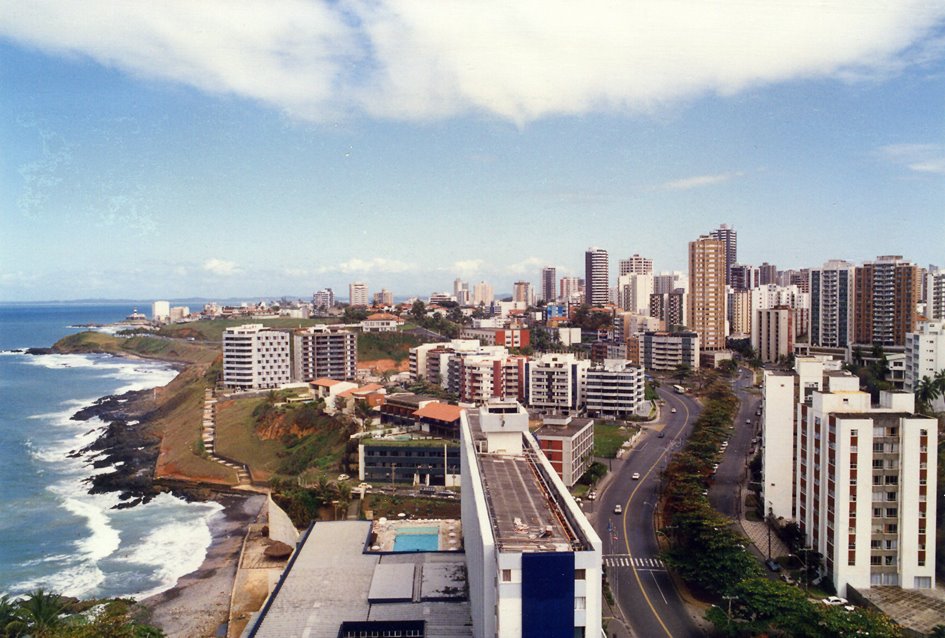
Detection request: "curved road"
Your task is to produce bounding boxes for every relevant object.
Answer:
[592,388,704,638]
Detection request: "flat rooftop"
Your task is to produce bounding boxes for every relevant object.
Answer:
[535,417,593,438]
[250,521,471,638]
[467,411,583,554]
[853,586,945,635]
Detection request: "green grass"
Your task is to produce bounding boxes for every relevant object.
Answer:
[357,331,424,362]
[594,422,637,458]
[158,317,338,342]
[53,331,218,365]
[214,397,287,480]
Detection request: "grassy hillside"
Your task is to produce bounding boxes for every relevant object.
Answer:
[157,317,337,342]
[53,331,218,365]
[358,331,424,363]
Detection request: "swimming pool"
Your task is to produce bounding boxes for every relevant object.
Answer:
[392,526,440,552]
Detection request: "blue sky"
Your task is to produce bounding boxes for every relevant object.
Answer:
[1,1,944,302]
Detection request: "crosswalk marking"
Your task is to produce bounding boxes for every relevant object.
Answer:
[602,555,665,569]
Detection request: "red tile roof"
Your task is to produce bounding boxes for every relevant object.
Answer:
[412,403,464,423]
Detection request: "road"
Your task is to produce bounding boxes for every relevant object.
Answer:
[591,388,705,638]
[708,368,760,522]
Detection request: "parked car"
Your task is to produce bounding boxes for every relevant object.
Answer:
[631,472,640,480]
[657,431,665,438]
[587,491,597,501]
[671,407,677,413]
[821,596,849,606]
[764,559,781,572]
[613,504,623,514]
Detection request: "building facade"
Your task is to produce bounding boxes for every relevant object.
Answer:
[927,267,944,321]
[649,291,686,330]
[222,324,292,390]
[541,266,557,303]
[688,235,727,351]
[583,359,645,419]
[709,223,737,285]
[752,306,794,363]
[526,353,590,414]
[292,325,357,381]
[809,260,855,349]
[640,331,700,371]
[312,288,334,312]
[618,254,653,276]
[585,247,609,306]
[348,281,369,307]
[904,320,945,393]
[535,415,595,488]
[854,255,920,347]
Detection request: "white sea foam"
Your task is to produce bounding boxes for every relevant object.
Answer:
[123,495,224,599]
[21,353,101,370]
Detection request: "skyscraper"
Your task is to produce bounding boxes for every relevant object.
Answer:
[854,255,920,347]
[512,281,532,305]
[927,266,945,321]
[560,276,581,302]
[688,235,727,351]
[618,254,653,276]
[758,262,779,286]
[472,281,494,306]
[584,247,609,306]
[348,281,369,307]
[809,260,855,348]
[710,224,737,285]
[541,266,557,303]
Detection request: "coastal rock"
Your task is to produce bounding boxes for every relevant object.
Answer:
[24,347,54,355]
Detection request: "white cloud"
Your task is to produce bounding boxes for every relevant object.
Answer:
[328,258,413,274]
[505,256,546,274]
[875,143,945,175]
[660,172,742,191]
[203,258,240,276]
[2,2,944,124]
[453,259,484,276]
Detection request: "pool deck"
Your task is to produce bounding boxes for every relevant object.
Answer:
[371,518,463,553]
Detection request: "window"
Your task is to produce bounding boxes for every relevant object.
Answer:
[885,508,897,518]
[575,596,586,610]
[501,569,512,582]
[574,569,586,580]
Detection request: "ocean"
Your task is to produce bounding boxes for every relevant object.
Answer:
[0,303,223,599]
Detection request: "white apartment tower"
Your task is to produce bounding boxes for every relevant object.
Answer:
[472,281,494,307]
[348,282,369,307]
[222,324,292,390]
[526,353,590,414]
[809,260,855,349]
[584,359,645,419]
[461,401,602,638]
[709,223,737,285]
[616,272,653,316]
[151,300,170,322]
[904,320,945,393]
[926,267,945,321]
[560,276,582,303]
[619,254,653,276]
[752,306,794,363]
[584,247,609,306]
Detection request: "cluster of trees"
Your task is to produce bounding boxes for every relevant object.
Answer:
[660,376,904,637]
[0,591,161,637]
[270,475,354,528]
[407,300,463,338]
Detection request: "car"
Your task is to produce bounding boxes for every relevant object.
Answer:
[765,559,781,572]
[657,431,665,438]
[337,473,350,482]
[586,491,597,501]
[721,441,728,448]
[756,410,762,416]
[357,482,373,491]
[631,472,640,480]
[746,418,751,424]
[671,407,677,413]
[613,504,623,514]
[821,596,849,606]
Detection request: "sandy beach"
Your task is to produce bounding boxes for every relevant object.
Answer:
[142,492,266,638]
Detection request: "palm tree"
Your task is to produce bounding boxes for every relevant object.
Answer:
[914,375,941,415]
[15,589,67,636]
[0,594,25,638]
[935,369,945,397]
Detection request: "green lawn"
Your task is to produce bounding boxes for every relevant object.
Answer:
[594,422,638,458]
[358,331,424,362]
[158,317,338,342]
[214,396,288,480]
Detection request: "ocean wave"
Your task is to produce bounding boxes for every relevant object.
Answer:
[15,562,106,600]
[20,354,178,394]
[21,353,102,370]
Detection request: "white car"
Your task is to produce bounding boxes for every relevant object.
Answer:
[631,472,640,480]
[613,504,623,514]
[821,596,849,606]
[671,407,677,413]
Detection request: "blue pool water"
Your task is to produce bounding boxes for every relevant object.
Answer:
[392,527,440,552]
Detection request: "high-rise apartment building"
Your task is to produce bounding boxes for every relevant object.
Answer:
[312,288,334,312]
[453,278,470,305]
[560,276,582,303]
[372,288,393,306]
[854,256,920,347]
[765,362,937,595]
[348,281,369,307]
[472,281,494,307]
[653,271,687,295]
[752,306,793,362]
[584,247,609,306]
[152,300,170,322]
[618,254,653,276]
[926,266,944,321]
[222,324,292,390]
[709,224,737,285]
[513,281,533,305]
[729,264,758,291]
[526,353,590,414]
[649,291,686,330]
[809,260,855,349]
[904,320,945,393]
[291,325,357,381]
[541,266,557,303]
[729,289,752,336]
[616,272,653,315]
[758,262,779,286]
[688,235,727,351]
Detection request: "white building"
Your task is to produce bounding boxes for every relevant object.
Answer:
[461,401,602,638]
[312,288,334,312]
[584,359,645,419]
[360,312,403,333]
[535,415,595,487]
[765,359,937,595]
[526,353,590,414]
[925,267,944,320]
[639,331,700,371]
[809,260,855,348]
[616,272,653,315]
[151,300,170,322]
[752,306,794,363]
[348,281,369,307]
[472,281,494,307]
[222,324,292,390]
[904,320,945,396]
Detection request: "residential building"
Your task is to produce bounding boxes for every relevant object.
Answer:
[752,306,794,363]
[616,272,653,315]
[709,223,737,285]
[729,264,758,291]
[168,306,190,322]
[348,281,369,307]
[560,276,582,303]
[292,325,357,381]
[925,266,944,321]
[729,289,752,336]
[513,281,533,305]
[472,281,494,307]
[758,262,778,286]
[854,255,920,347]
[649,291,686,330]
[151,300,170,322]
[640,331,700,371]
[809,260,856,349]
[460,326,530,349]
[458,353,528,404]
[360,312,403,333]
[585,247,609,306]
[688,235,727,351]
[359,437,461,487]
[904,320,945,394]
[653,271,687,295]
[454,278,470,305]
[538,266,557,303]
[526,353,590,414]
[619,254,653,276]
[535,414,595,487]
[372,288,393,306]
[584,359,645,419]
[312,288,334,312]
[222,324,292,390]
[461,401,602,638]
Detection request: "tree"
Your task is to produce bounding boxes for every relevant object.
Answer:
[14,589,68,636]
[915,375,941,414]
[409,300,426,321]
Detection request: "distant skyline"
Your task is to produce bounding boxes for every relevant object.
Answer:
[2,2,944,302]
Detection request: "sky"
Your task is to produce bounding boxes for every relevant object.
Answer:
[1,1,944,302]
